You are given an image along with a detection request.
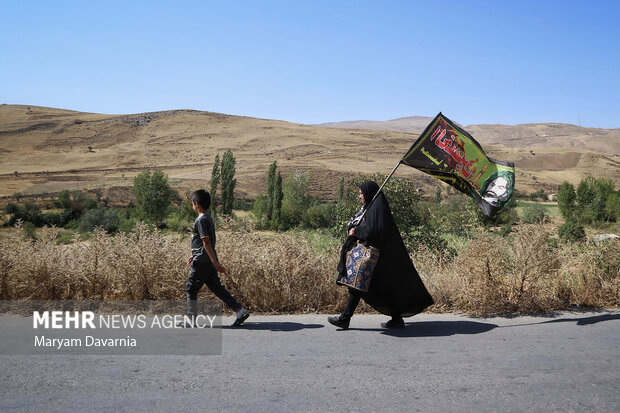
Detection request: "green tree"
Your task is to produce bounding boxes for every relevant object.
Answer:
[604,192,620,222]
[266,161,277,220]
[557,181,576,220]
[593,178,616,222]
[132,169,175,224]
[252,194,270,228]
[55,190,72,210]
[281,171,312,229]
[272,171,283,228]
[210,154,221,222]
[434,185,442,203]
[337,177,345,201]
[574,176,615,224]
[576,176,598,224]
[220,150,237,215]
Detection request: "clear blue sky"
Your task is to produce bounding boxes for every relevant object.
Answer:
[2,1,619,128]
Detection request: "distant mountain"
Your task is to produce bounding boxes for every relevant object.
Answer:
[316,116,435,133]
[318,116,619,156]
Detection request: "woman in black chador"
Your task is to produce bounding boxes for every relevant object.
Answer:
[329,180,434,329]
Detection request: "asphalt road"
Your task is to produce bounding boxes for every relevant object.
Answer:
[1,311,619,412]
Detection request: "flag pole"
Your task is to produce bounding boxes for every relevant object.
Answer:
[373,159,402,201]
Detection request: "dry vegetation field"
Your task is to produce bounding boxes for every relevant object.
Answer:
[1,223,617,315]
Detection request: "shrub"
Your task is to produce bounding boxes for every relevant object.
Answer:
[426,196,480,234]
[405,226,455,258]
[166,199,196,233]
[233,198,254,211]
[51,190,98,226]
[23,221,38,240]
[521,203,548,224]
[558,219,586,243]
[416,226,563,315]
[5,202,44,227]
[303,203,334,229]
[78,205,120,233]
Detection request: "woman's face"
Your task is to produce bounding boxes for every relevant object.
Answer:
[359,189,365,205]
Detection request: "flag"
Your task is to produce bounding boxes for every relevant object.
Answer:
[400,113,515,217]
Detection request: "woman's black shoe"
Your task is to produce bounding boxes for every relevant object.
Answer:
[381,318,405,329]
[328,315,350,329]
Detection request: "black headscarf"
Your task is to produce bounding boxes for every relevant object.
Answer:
[347,181,384,229]
[337,180,434,317]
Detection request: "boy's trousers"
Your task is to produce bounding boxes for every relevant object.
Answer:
[185,260,241,313]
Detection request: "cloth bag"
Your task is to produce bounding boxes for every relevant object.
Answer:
[337,241,380,292]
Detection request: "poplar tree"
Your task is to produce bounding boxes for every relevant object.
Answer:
[210,153,221,221]
[220,149,236,215]
[266,161,277,220]
[337,177,345,201]
[272,171,283,228]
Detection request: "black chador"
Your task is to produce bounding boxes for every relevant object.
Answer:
[332,181,434,329]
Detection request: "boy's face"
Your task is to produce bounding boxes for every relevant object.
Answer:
[192,201,201,214]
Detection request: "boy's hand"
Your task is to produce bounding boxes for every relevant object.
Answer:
[213,261,227,273]
[187,256,193,266]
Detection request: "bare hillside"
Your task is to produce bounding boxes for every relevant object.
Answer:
[0,105,618,201]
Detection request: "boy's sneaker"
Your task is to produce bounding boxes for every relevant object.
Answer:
[232,308,249,327]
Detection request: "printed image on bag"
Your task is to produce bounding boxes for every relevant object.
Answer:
[337,241,380,292]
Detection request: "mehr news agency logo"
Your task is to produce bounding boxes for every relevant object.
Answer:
[32,310,217,349]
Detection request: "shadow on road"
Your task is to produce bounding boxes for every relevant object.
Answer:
[543,313,620,326]
[222,322,324,332]
[346,321,498,337]
[508,313,620,328]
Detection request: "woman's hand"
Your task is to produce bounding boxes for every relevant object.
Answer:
[187,256,193,266]
[348,227,356,237]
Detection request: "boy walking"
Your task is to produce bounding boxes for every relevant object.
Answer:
[184,189,249,327]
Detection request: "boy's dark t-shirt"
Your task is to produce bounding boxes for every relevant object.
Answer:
[191,213,217,263]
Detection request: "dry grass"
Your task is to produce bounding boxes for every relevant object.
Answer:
[416,225,619,315]
[0,223,617,315]
[0,222,347,313]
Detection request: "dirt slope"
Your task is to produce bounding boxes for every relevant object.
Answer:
[1,105,618,201]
